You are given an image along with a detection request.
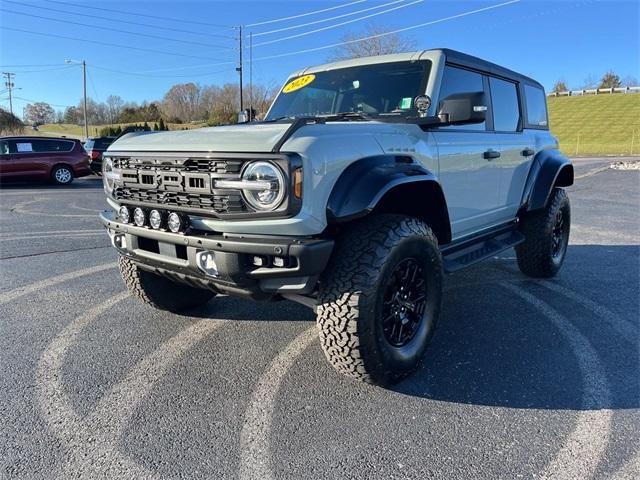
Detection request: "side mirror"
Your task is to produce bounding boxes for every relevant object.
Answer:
[437,92,487,125]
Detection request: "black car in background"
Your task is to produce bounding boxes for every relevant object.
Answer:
[84,136,115,174]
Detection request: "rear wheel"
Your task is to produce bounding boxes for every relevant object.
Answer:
[51,165,74,185]
[317,214,443,386]
[119,256,215,312]
[516,187,571,278]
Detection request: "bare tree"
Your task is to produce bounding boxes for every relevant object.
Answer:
[248,83,279,120]
[621,75,638,87]
[161,83,204,123]
[106,95,124,124]
[23,102,55,125]
[202,83,240,125]
[552,80,569,93]
[581,74,598,90]
[329,23,417,61]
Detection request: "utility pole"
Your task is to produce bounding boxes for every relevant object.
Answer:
[3,72,15,115]
[249,32,253,120]
[82,61,88,140]
[237,25,244,114]
[66,59,89,140]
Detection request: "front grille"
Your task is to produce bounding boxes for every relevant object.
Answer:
[111,155,249,216]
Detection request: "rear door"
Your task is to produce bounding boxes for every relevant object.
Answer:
[487,76,534,220]
[433,64,502,239]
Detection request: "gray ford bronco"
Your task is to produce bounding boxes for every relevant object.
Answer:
[101,49,573,385]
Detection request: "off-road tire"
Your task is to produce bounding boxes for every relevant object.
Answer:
[51,165,74,185]
[118,256,215,312]
[317,214,443,385]
[516,187,571,278]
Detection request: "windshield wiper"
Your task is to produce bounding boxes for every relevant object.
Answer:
[323,111,372,121]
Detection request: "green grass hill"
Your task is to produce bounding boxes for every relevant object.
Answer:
[547,93,640,156]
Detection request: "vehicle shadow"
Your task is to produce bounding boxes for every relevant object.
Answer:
[0,177,102,190]
[394,244,640,411]
[186,295,315,323]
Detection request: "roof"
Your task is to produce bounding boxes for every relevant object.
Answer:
[0,135,79,141]
[291,48,543,90]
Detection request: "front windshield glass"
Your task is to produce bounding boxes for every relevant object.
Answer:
[266,60,431,121]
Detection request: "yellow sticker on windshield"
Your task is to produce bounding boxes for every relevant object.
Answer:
[282,74,316,93]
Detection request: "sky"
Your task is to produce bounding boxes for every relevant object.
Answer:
[0,0,638,118]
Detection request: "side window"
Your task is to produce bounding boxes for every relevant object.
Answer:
[0,141,8,155]
[524,85,548,128]
[489,77,520,132]
[438,65,486,131]
[32,139,74,152]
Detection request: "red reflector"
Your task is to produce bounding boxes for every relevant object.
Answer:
[90,150,100,160]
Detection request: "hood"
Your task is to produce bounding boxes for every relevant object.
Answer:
[107,122,292,153]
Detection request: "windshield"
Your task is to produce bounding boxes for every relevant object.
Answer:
[266,60,431,121]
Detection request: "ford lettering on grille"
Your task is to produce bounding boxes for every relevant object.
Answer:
[122,169,214,194]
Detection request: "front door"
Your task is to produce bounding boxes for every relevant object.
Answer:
[432,64,502,240]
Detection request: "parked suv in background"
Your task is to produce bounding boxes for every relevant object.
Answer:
[0,136,91,185]
[85,136,116,174]
[101,49,573,385]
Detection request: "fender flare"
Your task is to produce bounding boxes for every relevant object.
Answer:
[326,156,451,242]
[522,149,574,211]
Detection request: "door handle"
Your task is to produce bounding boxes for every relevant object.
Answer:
[483,150,501,160]
[521,148,535,157]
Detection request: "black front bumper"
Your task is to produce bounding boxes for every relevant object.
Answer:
[100,210,334,298]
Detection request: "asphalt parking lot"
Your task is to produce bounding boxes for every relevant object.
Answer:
[0,157,638,480]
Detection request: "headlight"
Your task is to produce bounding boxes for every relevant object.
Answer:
[102,156,121,195]
[240,161,285,211]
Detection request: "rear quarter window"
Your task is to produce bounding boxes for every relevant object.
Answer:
[524,85,548,128]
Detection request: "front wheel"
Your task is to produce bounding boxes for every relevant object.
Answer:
[119,256,215,313]
[516,187,571,278]
[317,215,443,386]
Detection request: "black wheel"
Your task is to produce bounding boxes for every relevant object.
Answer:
[51,165,74,185]
[317,214,443,386]
[118,256,215,313]
[516,187,571,278]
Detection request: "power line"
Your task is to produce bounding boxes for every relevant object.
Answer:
[253,0,407,37]
[47,0,234,30]
[247,0,367,27]
[253,0,424,47]
[88,64,235,79]
[0,63,67,68]
[254,0,520,61]
[0,27,235,62]
[3,0,236,40]
[11,96,74,108]
[0,8,235,50]
[0,66,74,74]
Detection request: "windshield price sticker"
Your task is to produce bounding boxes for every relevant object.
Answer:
[283,74,316,93]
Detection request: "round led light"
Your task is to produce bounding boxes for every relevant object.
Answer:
[241,161,285,211]
[149,209,163,230]
[118,206,130,223]
[167,212,182,233]
[133,208,146,227]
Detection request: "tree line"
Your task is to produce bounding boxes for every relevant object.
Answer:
[552,71,638,93]
[23,82,278,128]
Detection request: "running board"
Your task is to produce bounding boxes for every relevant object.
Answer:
[442,230,525,273]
